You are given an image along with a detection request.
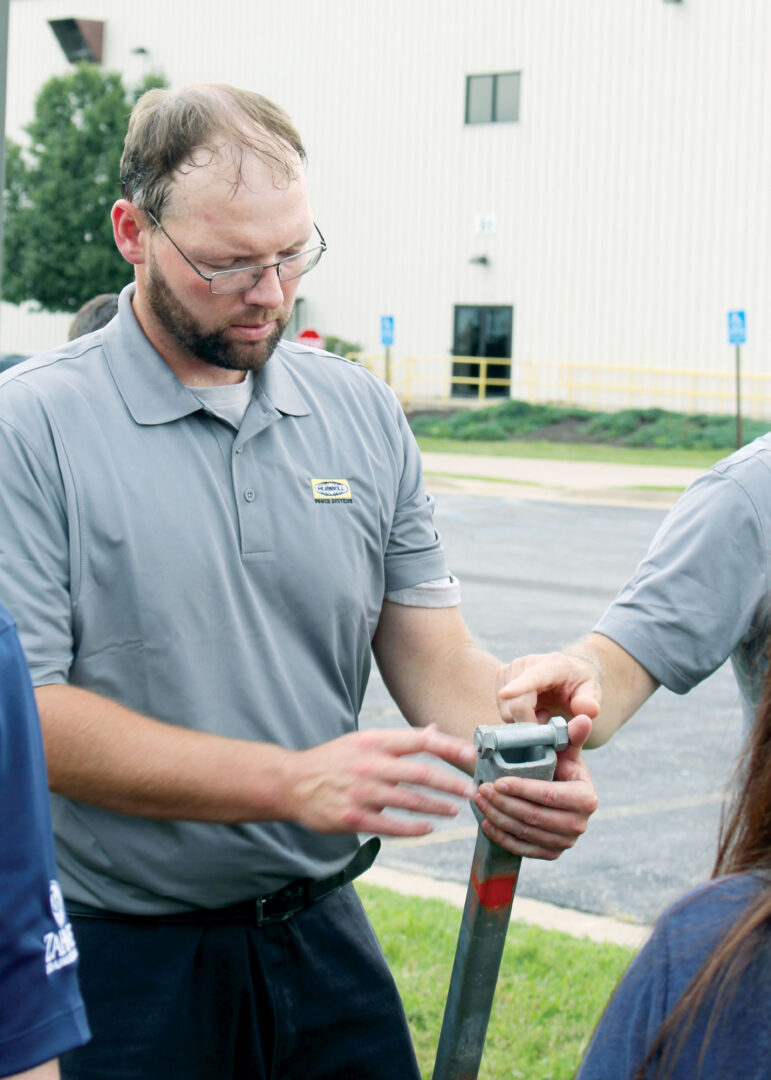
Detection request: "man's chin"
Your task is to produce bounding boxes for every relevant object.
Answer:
[195,328,284,372]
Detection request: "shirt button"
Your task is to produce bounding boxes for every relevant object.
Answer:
[235,445,244,454]
[244,488,256,502]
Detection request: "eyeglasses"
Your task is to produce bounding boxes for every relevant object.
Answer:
[145,211,326,295]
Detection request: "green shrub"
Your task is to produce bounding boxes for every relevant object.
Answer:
[409,399,768,451]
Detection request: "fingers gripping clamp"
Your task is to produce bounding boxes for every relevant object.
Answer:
[471,718,568,823]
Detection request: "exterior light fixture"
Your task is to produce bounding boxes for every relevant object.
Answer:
[48,19,104,64]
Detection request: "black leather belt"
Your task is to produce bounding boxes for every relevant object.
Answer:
[67,837,381,928]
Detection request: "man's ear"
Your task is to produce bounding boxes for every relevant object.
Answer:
[112,200,149,266]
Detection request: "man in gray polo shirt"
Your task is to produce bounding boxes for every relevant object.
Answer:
[496,437,771,744]
[0,84,596,1079]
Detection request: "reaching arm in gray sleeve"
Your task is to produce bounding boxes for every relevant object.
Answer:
[594,463,770,696]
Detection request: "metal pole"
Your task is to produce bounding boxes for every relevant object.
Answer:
[735,343,742,449]
[432,718,569,1080]
[0,0,10,346]
[384,345,391,386]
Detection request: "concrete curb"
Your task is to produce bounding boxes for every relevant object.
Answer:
[420,451,708,509]
[361,865,650,949]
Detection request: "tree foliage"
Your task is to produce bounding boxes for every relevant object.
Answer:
[2,64,166,313]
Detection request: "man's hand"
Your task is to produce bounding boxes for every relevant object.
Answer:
[472,715,598,860]
[496,651,603,726]
[293,725,477,836]
[496,635,659,747]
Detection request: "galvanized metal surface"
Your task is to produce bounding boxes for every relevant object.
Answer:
[432,721,563,1080]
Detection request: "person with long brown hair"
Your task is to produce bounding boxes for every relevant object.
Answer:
[576,660,771,1078]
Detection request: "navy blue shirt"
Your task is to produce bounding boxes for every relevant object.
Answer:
[578,874,771,1079]
[0,604,89,1075]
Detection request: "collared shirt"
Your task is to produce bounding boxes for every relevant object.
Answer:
[594,433,771,732]
[0,284,449,913]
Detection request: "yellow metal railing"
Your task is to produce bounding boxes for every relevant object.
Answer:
[351,353,771,419]
[355,355,512,407]
[556,361,771,420]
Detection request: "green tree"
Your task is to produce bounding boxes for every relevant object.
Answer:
[2,64,166,313]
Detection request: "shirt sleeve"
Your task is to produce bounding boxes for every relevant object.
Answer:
[0,615,90,1074]
[593,467,768,694]
[384,576,461,607]
[381,392,450,592]
[0,403,74,686]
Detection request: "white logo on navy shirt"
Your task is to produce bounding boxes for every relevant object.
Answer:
[49,879,66,928]
[44,878,79,975]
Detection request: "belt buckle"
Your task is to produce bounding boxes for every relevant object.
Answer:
[253,896,293,927]
[254,896,269,926]
[253,886,306,927]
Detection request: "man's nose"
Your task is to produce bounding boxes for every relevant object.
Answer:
[242,265,284,308]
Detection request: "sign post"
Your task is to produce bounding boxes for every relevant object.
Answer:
[380,315,395,386]
[727,311,746,449]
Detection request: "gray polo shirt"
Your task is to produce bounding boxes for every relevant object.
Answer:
[595,434,771,731]
[0,285,449,913]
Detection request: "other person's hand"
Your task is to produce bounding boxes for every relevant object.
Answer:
[496,651,603,725]
[472,714,599,860]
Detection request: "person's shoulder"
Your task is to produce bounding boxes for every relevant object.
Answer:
[654,873,764,943]
[710,433,771,485]
[0,336,108,428]
[670,434,771,524]
[0,336,104,392]
[275,341,402,420]
[277,340,392,390]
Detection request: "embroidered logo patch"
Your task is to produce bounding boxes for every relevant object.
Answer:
[311,478,352,503]
[44,879,79,976]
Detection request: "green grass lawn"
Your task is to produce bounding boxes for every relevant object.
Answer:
[416,435,727,470]
[357,883,636,1080]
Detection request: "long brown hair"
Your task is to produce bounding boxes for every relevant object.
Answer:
[629,665,771,1079]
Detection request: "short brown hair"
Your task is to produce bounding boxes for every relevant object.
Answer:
[68,293,120,340]
[120,84,307,218]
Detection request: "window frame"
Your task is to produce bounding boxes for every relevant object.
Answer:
[464,71,521,125]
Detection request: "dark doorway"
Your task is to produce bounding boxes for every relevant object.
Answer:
[451,305,513,398]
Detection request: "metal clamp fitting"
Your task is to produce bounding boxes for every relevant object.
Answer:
[474,716,569,759]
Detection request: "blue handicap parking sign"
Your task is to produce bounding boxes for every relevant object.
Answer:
[380,315,395,347]
[728,310,747,345]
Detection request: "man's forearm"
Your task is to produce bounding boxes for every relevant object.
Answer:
[34,684,479,837]
[372,602,502,756]
[35,684,292,822]
[566,633,659,747]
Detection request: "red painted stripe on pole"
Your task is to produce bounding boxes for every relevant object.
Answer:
[471,872,517,909]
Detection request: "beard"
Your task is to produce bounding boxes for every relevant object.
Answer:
[145,256,289,372]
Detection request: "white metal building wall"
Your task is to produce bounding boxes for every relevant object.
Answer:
[3,0,770,413]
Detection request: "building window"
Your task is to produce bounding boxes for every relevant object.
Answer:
[465,72,520,124]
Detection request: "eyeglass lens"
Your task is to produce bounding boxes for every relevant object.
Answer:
[210,246,324,294]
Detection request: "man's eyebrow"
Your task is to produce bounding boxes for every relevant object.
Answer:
[200,229,315,263]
